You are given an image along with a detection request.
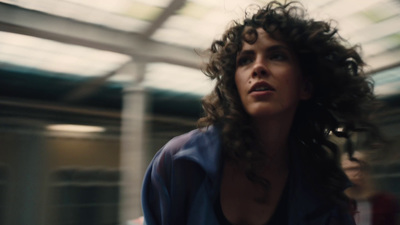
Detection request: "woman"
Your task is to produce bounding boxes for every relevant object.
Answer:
[141,1,381,224]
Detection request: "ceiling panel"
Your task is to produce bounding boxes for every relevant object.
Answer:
[373,66,400,97]
[0,31,132,77]
[151,0,268,49]
[141,63,215,96]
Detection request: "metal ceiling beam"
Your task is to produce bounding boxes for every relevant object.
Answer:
[62,61,145,103]
[142,0,187,38]
[0,3,201,69]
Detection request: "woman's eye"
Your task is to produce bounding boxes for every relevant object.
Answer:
[270,52,288,61]
[237,57,253,66]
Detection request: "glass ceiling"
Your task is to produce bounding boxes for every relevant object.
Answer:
[0,0,399,96]
[0,31,131,77]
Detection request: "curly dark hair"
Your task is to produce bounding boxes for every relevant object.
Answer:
[198,0,383,207]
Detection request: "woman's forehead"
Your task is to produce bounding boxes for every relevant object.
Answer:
[240,28,289,50]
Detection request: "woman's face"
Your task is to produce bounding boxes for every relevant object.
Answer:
[234,28,310,120]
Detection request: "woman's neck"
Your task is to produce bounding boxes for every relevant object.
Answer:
[251,115,293,167]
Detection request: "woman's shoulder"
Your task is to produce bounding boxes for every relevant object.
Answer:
[154,126,220,160]
[161,129,198,154]
[149,125,221,178]
[161,127,212,154]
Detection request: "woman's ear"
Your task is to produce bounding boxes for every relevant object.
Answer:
[300,80,313,100]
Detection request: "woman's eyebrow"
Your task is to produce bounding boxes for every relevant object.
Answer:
[265,44,290,52]
[238,44,290,55]
[236,50,254,61]
[237,49,254,55]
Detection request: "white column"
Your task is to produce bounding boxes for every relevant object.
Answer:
[7,133,47,225]
[119,61,148,224]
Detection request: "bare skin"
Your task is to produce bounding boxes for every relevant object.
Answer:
[219,122,291,225]
[220,158,289,225]
[219,96,293,225]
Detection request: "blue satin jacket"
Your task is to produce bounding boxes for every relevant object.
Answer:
[141,126,355,225]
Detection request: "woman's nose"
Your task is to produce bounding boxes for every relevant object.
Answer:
[252,62,267,77]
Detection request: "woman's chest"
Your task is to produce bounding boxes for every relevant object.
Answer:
[218,163,289,225]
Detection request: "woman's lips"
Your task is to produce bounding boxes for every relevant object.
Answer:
[249,81,275,94]
[250,89,274,97]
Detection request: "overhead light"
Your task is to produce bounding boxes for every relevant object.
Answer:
[47,124,106,133]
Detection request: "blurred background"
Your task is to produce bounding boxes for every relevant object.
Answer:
[0,0,399,224]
